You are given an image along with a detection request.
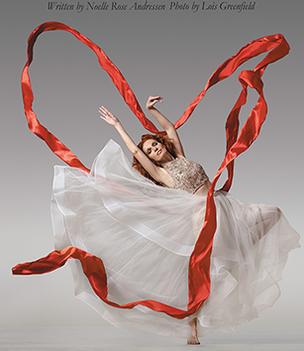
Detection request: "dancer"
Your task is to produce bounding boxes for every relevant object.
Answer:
[95,96,300,344]
[13,99,301,344]
[99,95,212,343]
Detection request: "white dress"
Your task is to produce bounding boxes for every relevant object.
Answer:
[50,138,301,338]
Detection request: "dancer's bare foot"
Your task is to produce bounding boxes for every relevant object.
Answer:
[187,334,200,345]
[187,317,200,345]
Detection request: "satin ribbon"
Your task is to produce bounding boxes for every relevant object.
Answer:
[13,21,290,319]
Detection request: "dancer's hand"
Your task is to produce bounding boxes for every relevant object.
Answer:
[98,106,120,127]
[146,95,163,110]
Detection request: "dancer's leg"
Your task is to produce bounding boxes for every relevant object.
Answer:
[187,317,200,345]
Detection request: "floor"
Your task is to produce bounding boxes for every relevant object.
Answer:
[1,326,303,350]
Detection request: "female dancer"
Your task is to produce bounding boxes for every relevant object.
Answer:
[98,95,300,344]
[99,95,210,344]
[13,94,300,345]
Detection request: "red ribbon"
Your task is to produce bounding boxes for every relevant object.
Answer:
[13,21,290,319]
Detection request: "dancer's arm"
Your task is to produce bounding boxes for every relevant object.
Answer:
[98,106,165,184]
[146,96,185,157]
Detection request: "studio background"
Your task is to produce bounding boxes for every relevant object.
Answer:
[1,0,303,347]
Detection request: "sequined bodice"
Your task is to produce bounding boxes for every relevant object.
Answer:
[162,156,210,193]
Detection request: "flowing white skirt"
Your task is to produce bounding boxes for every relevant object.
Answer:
[50,139,301,338]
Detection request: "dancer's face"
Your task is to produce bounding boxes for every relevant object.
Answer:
[142,139,166,162]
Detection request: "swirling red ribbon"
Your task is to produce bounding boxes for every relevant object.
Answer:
[12,22,290,319]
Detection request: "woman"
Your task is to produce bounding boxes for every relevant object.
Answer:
[13,95,300,346]
[99,96,212,344]
[95,95,300,344]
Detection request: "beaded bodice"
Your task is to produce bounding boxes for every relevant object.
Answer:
[162,156,210,194]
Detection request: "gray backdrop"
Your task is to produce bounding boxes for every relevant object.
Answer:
[1,0,303,347]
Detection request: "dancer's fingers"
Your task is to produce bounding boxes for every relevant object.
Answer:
[99,106,107,114]
[99,105,108,113]
[99,110,108,119]
[99,106,113,117]
[99,109,109,118]
[99,110,106,116]
[99,112,113,122]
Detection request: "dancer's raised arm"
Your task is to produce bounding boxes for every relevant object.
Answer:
[146,96,185,157]
[98,105,165,183]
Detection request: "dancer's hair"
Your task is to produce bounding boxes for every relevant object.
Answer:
[132,133,178,186]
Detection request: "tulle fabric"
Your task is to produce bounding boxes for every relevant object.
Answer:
[50,139,301,337]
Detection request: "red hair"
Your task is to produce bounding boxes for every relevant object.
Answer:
[132,133,178,186]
